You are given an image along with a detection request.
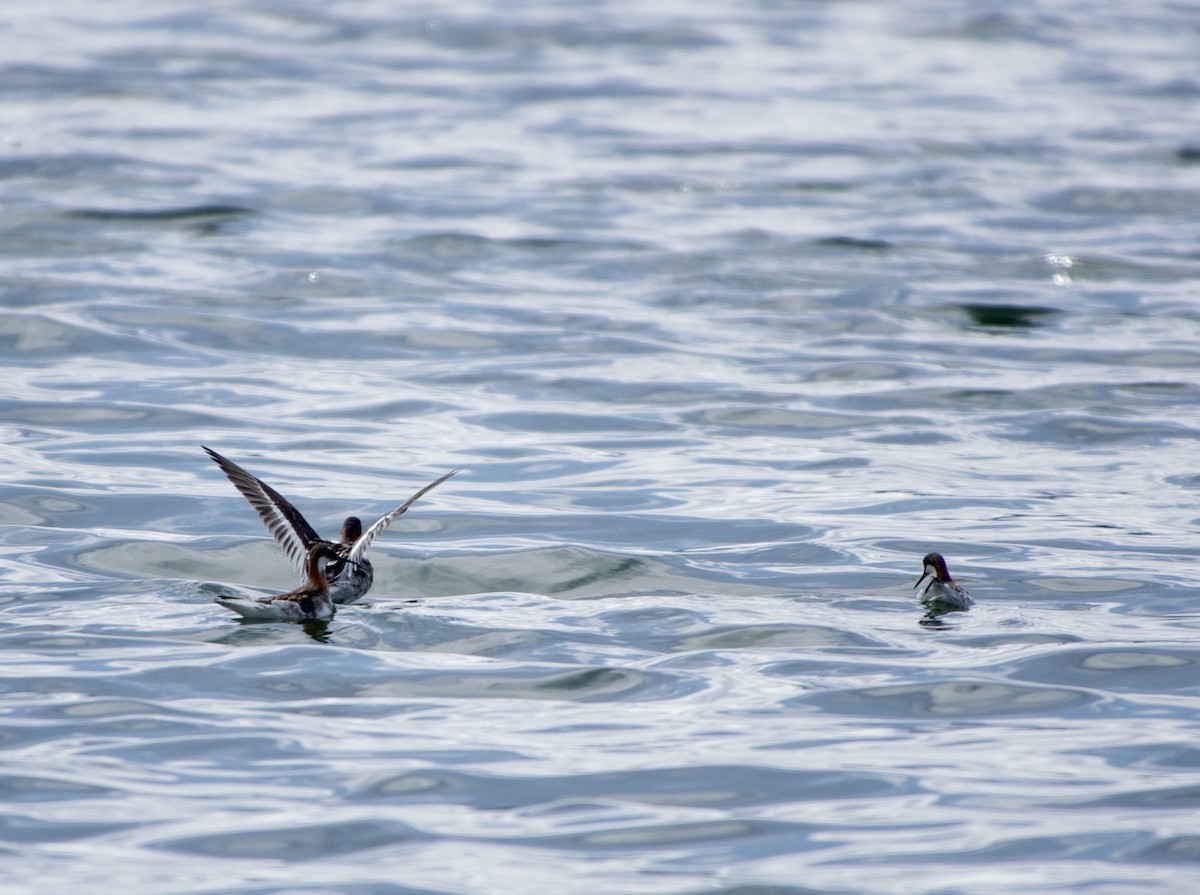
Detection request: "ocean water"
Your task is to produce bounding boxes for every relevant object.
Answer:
[3,1,1200,892]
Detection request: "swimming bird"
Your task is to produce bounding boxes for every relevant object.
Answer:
[216,542,340,621]
[914,552,974,611]
[203,446,456,604]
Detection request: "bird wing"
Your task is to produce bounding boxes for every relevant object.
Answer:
[346,468,459,565]
[203,446,322,571]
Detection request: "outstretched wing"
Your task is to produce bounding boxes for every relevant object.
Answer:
[203,446,323,571]
[346,468,460,565]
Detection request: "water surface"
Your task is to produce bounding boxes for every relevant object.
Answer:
[3,2,1200,893]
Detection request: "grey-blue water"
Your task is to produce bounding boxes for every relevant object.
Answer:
[3,2,1200,892]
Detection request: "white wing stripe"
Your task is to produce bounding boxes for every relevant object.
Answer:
[347,468,459,565]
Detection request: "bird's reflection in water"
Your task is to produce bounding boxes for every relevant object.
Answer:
[918,605,965,628]
[301,619,332,643]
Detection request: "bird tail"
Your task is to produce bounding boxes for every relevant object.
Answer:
[215,596,279,620]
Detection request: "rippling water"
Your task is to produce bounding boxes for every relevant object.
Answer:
[4,2,1200,892]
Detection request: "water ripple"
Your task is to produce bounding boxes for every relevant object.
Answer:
[3,1,1200,893]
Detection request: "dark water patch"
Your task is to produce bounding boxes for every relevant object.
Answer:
[96,306,390,358]
[504,79,675,106]
[952,632,1085,649]
[0,617,158,651]
[97,733,314,767]
[840,381,1196,415]
[0,774,112,801]
[358,619,579,662]
[803,361,916,384]
[682,406,865,436]
[860,429,958,446]
[195,885,447,895]
[0,399,237,435]
[165,631,701,701]
[1164,471,1200,489]
[67,204,251,224]
[1038,187,1200,216]
[360,664,692,703]
[43,697,191,722]
[0,814,139,844]
[531,817,810,855]
[425,542,795,596]
[673,549,845,588]
[0,670,201,711]
[210,886,447,895]
[594,604,711,633]
[808,679,1097,718]
[0,311,160,357]
[309,398,446,421]
[389,152,515,171]
[1063,784,1200,810]
[472,410,678,435]
[1092,744,1200,772]
[0,398,144,426]
[353,764,900,811]
[506,234,650,257]
[386,232,663,284]
[526,376,772,407]
[78,540,286,586]
[627,138,881,166]
[675,623,882,652]
[681,887,826,895]
[829,495,1021,517]
[994,413,1200,446]
[421,17,723,53]
[958,303,1059,328]
[390,231,500,270]
[406,548,669,598]
[559,482,687,513]
[0,63,141,97]
[925,12,1070,43]
[815,235,892,251]
[761,646,933,681]
[1128,835,1200,864]
[153,818,423,860]
[534,550,645,593]
[1008,646,1200,694]
[881,831,1134,865]
[587,765,901,808]
[0,152,139,181]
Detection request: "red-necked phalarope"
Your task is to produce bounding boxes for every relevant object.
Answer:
[216,542,340,621]
[203,446,457,604]
[914,552,974,611]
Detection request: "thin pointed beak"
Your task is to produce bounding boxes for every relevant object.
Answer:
[914,568,932,590]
